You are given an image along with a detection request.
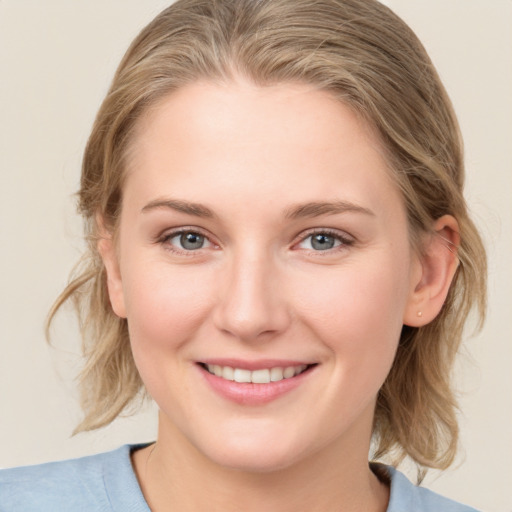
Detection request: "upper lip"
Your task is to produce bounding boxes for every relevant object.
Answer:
[198,358,316,371]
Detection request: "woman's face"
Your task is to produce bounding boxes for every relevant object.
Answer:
[105,79,423,472]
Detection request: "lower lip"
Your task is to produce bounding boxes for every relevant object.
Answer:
[198,365,314,405]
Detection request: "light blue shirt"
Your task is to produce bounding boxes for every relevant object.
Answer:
[0,444,479,511]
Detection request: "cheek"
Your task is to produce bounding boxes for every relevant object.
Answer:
[121,260,215,352]
[121,261,219,405]
[292,254,410,370]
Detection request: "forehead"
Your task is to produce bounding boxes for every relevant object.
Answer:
[132,79,382,160]
[124,79,402,220]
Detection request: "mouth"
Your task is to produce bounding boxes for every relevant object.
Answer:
[198,362,315,384]
[197,360,317,405]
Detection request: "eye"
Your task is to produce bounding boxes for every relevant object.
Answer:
[296,230,352,252]
[164,230,213,251]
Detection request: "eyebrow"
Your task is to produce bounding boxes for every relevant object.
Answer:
[141,198,215,218]
[283,200,375,219]
[140,198,374,220]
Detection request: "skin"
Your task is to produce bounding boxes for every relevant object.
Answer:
[99,78,459,511]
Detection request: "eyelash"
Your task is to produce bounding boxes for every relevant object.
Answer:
[158,227,216,256]
[157,227,354,256]
[293,228,354,254]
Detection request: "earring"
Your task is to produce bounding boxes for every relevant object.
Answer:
[417,311,423,317]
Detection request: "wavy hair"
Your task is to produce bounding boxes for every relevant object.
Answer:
[48,0,486,476]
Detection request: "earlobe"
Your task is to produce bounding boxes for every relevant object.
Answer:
[403,215,460,327]
[97,217,127,319]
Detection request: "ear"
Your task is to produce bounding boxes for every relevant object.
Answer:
[403,215,460,327]
[97,215,127,319]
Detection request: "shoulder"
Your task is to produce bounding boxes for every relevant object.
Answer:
[376,464,480,512]
[0,444,149,512]
[0,447,119,511]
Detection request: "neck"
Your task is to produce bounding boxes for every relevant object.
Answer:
[132,416,389,512]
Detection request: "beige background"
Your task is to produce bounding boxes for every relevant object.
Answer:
[0,1,510,510]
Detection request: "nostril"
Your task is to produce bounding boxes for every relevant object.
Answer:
[212,276,292,341]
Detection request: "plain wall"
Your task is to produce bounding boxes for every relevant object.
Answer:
[0,1,510,510]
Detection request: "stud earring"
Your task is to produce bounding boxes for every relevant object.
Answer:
[417,311,423,317]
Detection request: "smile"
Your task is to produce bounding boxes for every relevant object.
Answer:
[198,360,317,405]
[203,364,309,384]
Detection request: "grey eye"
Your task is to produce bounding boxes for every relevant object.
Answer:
[181,232,205,250]
[170,231,207,250]
[297,233,343,251]
[310,234,337,250]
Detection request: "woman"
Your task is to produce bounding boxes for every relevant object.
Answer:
[0,0,487,510]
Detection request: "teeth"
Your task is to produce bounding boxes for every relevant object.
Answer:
[283,366,295,379]
[233,368,251,383]
[205,364,309,383]
[222,366,234,381]
[270,367,283,381]
[251,369,270,384]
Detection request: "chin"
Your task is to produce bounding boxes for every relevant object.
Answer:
[210,448,301,474]
[197,428,313,474]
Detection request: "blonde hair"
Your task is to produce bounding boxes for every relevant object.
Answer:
[48,0,486,474]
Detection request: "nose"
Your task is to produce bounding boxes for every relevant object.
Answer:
[213,250,291,342]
